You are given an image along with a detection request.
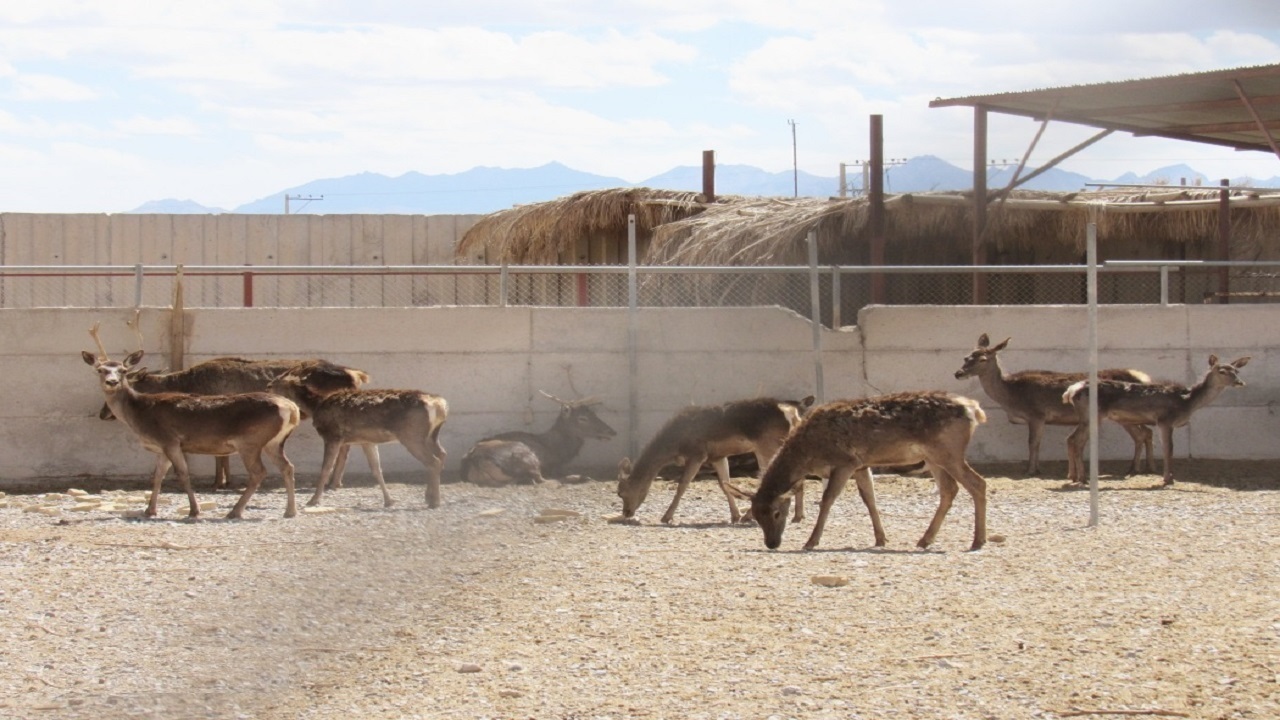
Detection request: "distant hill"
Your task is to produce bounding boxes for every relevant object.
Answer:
[128,157,1280,215]
[126,198,227,214]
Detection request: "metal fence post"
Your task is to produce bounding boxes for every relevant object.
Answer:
[808,232,825,403]
[627,214,639,458]
[830,267,842,329]
[1160,266,1170,306]
[500,262,509,307]
[133,264,144,308]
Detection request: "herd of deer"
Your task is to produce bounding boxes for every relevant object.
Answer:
[81,324,1250,555]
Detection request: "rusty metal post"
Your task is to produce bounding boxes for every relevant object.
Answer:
[243,267,255,308]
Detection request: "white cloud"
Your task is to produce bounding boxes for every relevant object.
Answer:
[8,73,98,101]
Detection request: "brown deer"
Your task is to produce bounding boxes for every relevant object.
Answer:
[268,364,448,509]
[460,391,616,486]
[82,326,300,520]
[100,356,370,490]
[746,391,988,552]
[954,333,1155,476]
[1062,354,1250,486]
[616,395,814,524]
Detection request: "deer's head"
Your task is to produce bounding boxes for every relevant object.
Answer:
[615,457,651,518]
[954,333,1010,380]
[543,391,616,441]
[1207,354,1251,388]
[83,323,145,396]
[750,489,793,550]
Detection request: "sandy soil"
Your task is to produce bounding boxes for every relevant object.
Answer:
[1,460,1278,720]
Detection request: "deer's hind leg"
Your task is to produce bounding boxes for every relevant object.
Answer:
[401,429,446,509]
[261,438,298,519]
[917,463,959,550]
[1121,423,1155,475]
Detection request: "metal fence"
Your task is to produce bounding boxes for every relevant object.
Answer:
[2,260,1278,326]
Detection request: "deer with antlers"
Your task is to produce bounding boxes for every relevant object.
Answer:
[460,391,616,486]
[954,333,1155,476]
[101,356,370,491]
[267,363,448,509]
[1062,354,1250,486]
[82,324,300,520]
[616,395,815,524]
[746,391,988,552]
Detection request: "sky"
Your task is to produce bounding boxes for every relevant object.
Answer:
[3,1,1280,213]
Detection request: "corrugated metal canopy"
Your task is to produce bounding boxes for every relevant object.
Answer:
[930,63,1280,156]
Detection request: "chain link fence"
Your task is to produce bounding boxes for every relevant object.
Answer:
[2,263,1277,325]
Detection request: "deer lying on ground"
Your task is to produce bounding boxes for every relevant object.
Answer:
[83,326,300,520]
[1062,354,1250,486]
[268,364,448,509]
[744,391,988,552]
[100,356,370,490]
[616,395,814,524]
[461,391,616,486]
[954,333,1154,476]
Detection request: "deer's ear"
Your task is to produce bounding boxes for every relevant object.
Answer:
[992,337,1011,352]
[81,351,98,366]
[1208,354,1219,367]
[800,395,815,409]
[617,457,632,476]
[124,350,145,368]
[976,333,990,347]
[1232,356,1251,368]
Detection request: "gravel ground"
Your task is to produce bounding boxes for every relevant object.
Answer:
[1,460,1278,720]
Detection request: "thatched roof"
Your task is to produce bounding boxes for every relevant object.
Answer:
[456,186,1280,266]
[455,187,724,263]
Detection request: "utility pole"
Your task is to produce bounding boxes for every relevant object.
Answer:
[284,194,324,214]
[788,119,798,198]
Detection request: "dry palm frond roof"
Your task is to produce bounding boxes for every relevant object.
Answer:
[455,187,734,263]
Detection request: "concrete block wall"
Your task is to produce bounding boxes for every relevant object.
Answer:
[0,303,1273,487]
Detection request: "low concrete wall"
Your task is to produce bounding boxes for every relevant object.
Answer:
[1,303,1273,487]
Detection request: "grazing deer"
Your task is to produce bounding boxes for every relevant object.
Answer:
[1062,354,1250,486]
[100,356,370,490]
[461,391,616,486]
[616,395,814,524]
[82,326,300,520]
[268,365,448,509]
[746,392,988,552]
[954,333,1155,476]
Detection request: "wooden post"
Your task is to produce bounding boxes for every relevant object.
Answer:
[702,150,716,203]
[869,115,886,304]
[1218,178,1230,303]
[972,107,989,304]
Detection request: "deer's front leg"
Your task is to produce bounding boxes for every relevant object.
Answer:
[804,465,852,550]
[661,456,704,524]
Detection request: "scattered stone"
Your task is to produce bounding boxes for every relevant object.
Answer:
[498,689,523,698]
[988,534,1006,544]
[457,663,482,673]
[810,574,849,587]
[477,508,506,517]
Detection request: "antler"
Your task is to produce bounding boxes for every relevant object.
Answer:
[88,322,109,361]
[538,389,569,406]
[539,389,601,407]
[127,309,144,352]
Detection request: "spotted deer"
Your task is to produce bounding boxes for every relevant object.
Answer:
[1063,354,1250,486]
[82,325,300,520]
[954,333,1154,476]
[745,391,988,552]
[616,395,814,524]
[100,356,370,490]
[268,364,448,509]
[461,391,616,486]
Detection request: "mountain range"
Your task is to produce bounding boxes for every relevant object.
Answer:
[130,155,1280,215]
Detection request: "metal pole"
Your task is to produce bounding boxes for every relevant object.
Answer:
[1087,220,1100,527]
[499,262,509,307]
[1160,266,1169,306]
[627,214,639,458]
[133,263,144,308]
[831,267,841,329]
[808,232,825,403]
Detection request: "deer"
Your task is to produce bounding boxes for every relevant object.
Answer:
[99,356,370,491]
[82,324,300,520]
[460,391,616,486]
[267,363,448,509]
[1062,354,1250,486]
[954,333,1155,476]
[616,395,815,525]
[744,391,988,553]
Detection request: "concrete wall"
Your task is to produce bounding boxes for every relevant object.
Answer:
[2,303,1274,487]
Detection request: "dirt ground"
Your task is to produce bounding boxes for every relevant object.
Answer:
[0,459,1277,720]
